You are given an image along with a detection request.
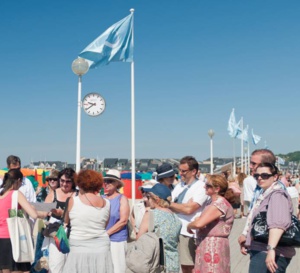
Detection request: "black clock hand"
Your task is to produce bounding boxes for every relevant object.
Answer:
[86,103,95,110]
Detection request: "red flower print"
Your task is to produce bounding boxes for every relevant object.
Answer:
[213,253,220,263]
[204,253,212,262]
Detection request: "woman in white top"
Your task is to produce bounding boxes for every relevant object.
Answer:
[63,170,113,273]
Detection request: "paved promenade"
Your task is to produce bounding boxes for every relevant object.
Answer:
[229,218,300,273]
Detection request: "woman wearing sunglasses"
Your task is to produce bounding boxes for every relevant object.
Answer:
[103,169,130,273]
[44,168,77,273]
[242,163,295,273]
[36,169,60,202]
[187,175,235,273]
[138,183,182,273]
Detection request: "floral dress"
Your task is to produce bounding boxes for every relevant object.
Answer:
[153,209,182,273]
[194,197,234,273]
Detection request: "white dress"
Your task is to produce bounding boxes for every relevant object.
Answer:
[63,196,113,273]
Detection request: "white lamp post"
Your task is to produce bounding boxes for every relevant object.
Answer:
[208,129,215,174]
[71,58,89,173]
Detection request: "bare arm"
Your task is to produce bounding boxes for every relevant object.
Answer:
[136,211,150,239]
[187,205,222,232]
[265,228,285,273]
[107,195,130,236]
[169,200,200,215]
[64,197,73,225]
[18,191,38,219]
[45,191,54,203]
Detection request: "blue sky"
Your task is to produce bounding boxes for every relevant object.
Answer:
[0,0,299,166]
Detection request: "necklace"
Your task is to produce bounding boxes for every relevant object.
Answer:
[84,193,102,210]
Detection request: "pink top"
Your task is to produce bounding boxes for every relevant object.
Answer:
[0,191,15,238]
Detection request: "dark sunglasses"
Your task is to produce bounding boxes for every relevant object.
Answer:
[253,173,273,180]
[46,178,58,182]
[60,178,72,184]
[104,179,115,184]
[205,182,213,188]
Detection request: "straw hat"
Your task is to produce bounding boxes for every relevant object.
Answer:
[103,169,124,189]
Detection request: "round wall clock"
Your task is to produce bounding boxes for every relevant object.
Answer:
[82,93,106,116]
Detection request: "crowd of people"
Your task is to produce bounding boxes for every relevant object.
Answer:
[0,151,298,273]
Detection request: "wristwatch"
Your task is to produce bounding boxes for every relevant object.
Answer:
[267,245,276,251]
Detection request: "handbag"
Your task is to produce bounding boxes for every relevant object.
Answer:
[6,190,35,263]
[126,210,165,273]
[53,225,70,254]
[42,221,61,238]
[251,211,300,247]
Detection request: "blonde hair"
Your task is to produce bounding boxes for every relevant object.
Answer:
[149,192,171,208]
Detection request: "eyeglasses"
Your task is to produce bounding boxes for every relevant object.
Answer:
[179,169,190,174]
[205,182,213,188]
[47,178,58,182]
[104,179,114,184]
[253,173,273,180]
[60,178,72,184]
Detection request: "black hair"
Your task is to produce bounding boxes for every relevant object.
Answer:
[58,168,76,190]
[256,162,278,175]
[6,155,21,168]
[0,169,23,196]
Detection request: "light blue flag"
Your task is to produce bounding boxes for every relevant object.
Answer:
[227,109,241,138]
[264,141,269,149]
[251,129,261,145]
[237,125,248,143]
[79,13,133,68]
[277,156,285,165]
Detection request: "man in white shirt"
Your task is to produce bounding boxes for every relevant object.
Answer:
[243,170,257,216]
[4,155,36,202]
[170,156,209,273]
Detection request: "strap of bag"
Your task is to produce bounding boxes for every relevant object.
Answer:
[62,197,71,224]
[11,190,18,212]
[148,210,161,237]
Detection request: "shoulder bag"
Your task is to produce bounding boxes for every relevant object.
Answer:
[251,193,300,247]
[126,210,165,273]
[6,190,35,262]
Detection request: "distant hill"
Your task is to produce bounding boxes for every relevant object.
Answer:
[277,151,300,162]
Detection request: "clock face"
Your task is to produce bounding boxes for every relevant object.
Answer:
[82,93,106,116]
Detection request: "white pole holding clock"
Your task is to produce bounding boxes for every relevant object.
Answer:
[71,58,89,173]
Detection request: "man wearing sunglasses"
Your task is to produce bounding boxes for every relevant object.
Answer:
[169,156,209,273]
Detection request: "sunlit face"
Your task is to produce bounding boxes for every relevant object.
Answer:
[142,191,150,206]
[104,179,118,194]
[59,175,73,193]
[47,178,59,190]
[146,194,156,209]
[161,176,174,186]
[179,163,196,183]
[250,154,262,172]
[204,180,215,196]
[253,167,277,191]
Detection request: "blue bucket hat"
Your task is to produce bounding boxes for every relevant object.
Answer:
[142,183,171,201]
[156,163,175,180]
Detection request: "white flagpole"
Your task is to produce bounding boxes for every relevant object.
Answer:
[130,8,136,204]
[233,138,236,177]
[247,141,250,175]
[241,117,244,174]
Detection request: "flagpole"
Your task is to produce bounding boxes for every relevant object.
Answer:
[241,117,244,174]
[233,138,236,177]
[247,141,250,175]
[130,8,136,204]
